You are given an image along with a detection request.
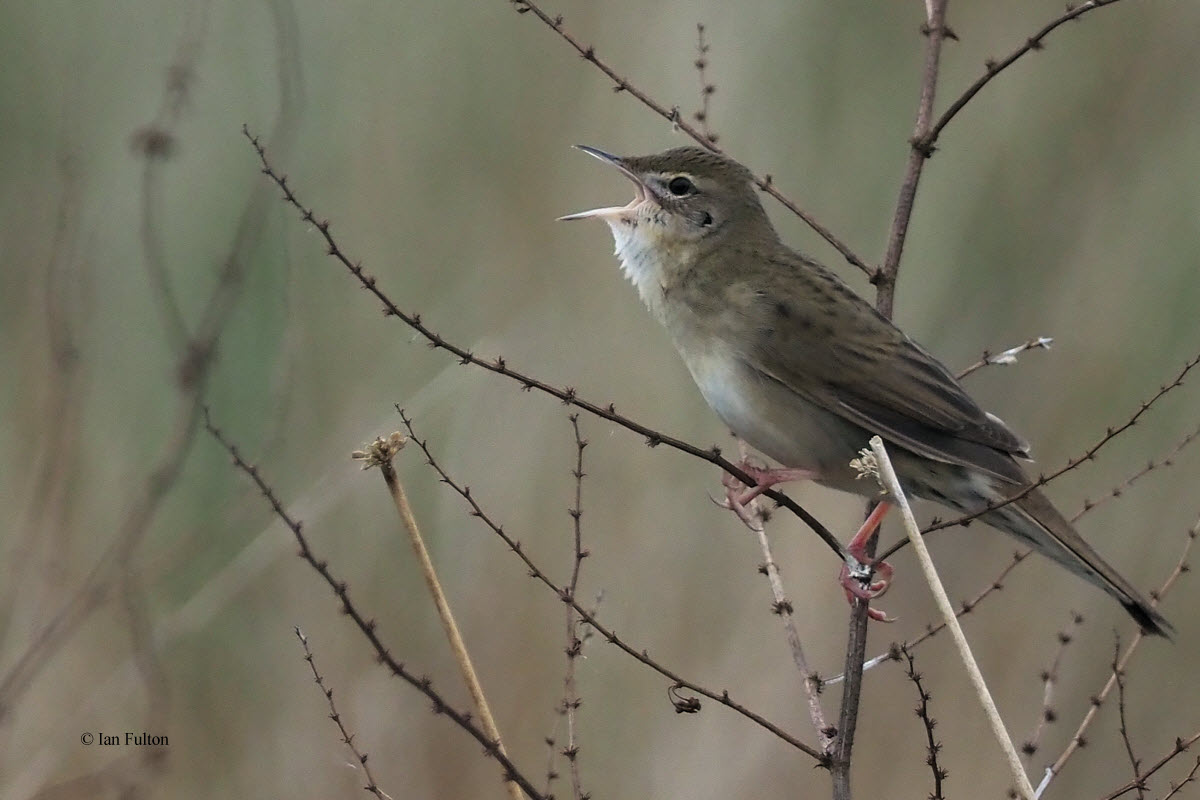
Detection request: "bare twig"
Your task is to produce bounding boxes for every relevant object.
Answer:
[957,336,1054,380]
[1099,732,1200,800]
[1073,423,1200,523]
[1160,756,1200,800]
[397,410,829,765]
[901,646,948,799]
[1021,611,1084,761]
[833,6,952,798]
[735,442,833,752]
[562,414,588,800]
[874,0,951,317]
[1036,514,1198,797]
[295,627,393,800]
[929,0,1131,145]
[203,413,547,800]
[1113,636,1147,800]
[869,437,1035,799]
[507,0,872,275]
[244,127,848,563]
[691,24,717,144]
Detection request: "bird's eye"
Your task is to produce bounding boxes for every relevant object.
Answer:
[667,176,695,196]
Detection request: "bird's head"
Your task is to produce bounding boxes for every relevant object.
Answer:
[559,145,775,256]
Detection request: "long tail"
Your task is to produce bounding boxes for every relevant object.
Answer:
[986,488,1172,637]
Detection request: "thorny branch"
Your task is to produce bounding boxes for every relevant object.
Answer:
[561,414,589,800]
[397,410,830,765]
[295,627,393,800]
[1036,514,1198,796]
[1021,611,1084,761]
[733,441,833,753]
[1099,731,1200,800]
[929,0,1131,146]
[1113,636,1146,800]
[244,127,849,563]
[902,646,948,799]
[203,413,547,800]
[834,5,951,799]
[508,0,872,276]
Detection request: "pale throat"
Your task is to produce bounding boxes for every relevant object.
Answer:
[602,207,695,319]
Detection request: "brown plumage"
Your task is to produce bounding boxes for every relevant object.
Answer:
[562,145,1170,636]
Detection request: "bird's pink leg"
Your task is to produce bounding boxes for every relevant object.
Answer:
[717,450,895,622]
[718,462,819,529]
[839,501,895,622]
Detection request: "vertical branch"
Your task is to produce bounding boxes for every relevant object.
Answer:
[902,646,948,800]
[875,0,951,316]
[1113,637,1147,800]
[692,23,718,144]
[835,5,951,797]
[561,415,589,800]
[736,442,833,752]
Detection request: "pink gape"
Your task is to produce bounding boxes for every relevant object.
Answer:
[720,462,895,622]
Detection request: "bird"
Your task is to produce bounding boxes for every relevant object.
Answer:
[560,144,1171,636]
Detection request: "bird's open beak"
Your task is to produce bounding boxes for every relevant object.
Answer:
[558,145,650,221]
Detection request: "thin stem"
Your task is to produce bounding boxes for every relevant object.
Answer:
[901,646,947,799]
[736,440,833,752]
[398,411,830,765]
[295,627,393,800]
[870,437,1035,800]
[875,0,951,315]
[929,0,1130,145]
[562,415,588,800]
[1098,732,1200,800]
[370,438,524,800]
[956,336,1053,380]
[1022,611,1083,761]
[1038,513,1198,796]
[834,6,952,797]
[205,416,546,800]
[1113,637,1146,800]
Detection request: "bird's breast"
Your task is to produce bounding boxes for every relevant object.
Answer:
[680,344,867,483]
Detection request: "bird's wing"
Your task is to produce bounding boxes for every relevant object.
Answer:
[743,251,1030,483]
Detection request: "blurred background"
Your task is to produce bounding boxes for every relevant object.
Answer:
[2,0,1198,797]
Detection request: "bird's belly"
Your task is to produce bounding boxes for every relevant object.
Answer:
[683,349,870,490]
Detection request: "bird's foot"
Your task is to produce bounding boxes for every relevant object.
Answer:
[838,501,896,622]
[715,461,818,531]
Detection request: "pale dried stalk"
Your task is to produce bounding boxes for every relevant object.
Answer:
[364,436,522,800]
[869,436,1036,800]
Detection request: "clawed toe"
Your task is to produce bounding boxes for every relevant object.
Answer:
[839,558,895,622]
